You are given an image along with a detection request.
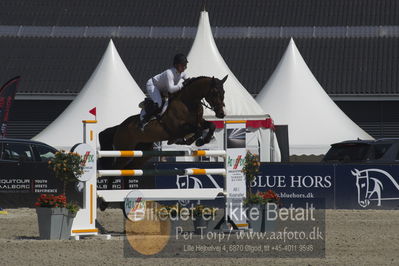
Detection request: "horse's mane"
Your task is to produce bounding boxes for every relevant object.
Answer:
[182,76,209,88]
[169,76,209,101]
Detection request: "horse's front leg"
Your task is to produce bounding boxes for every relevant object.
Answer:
[202,120,216,143]
[168,123,199,145]
[184,128,202,145]
[195,120,216,146]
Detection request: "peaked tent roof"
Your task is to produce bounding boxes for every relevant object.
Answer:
[186,11,267,120]
[33,40,145,148]
[256,39,373,155]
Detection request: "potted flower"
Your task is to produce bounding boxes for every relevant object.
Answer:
[259,190,281,206]
[242,151,260,199]
[35,150,83,240]
[242,152,281,232]
[244,191,265,232]
[259,190,281,232]
[242,151,264,231]
[49,150,84,194]
[191,205,218,234]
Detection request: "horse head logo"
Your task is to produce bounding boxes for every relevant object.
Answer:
[176,173,204,206]
[176,174,203,189]
[351,168,384,207]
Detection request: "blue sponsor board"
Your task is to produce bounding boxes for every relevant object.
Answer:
[251,164,335,209]
[153,163,399,209]
[335,164,399,210]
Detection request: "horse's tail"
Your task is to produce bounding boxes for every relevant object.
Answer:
[98,125,118,169]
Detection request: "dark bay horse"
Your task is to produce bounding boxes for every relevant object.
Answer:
[99,75,228,170]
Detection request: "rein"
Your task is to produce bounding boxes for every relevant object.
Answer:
[179,77,214,110]
[201,99,213,110]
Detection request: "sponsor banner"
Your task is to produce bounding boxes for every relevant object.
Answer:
[225,122,247,227]
[0,161,61,194]
[97,176,155,190]
[225,123,246,200]
[251,164,335,209]
[0,76,20,137]
[0,160,82,208]
[335,164,399,209]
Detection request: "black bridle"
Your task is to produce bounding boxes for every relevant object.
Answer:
[201,99,213,110]
[202,83,224,111]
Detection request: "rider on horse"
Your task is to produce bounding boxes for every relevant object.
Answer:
[139,53,189,130]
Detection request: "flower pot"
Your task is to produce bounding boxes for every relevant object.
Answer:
[246,204,264,232]
[262,203,278,232]
[60,210,76,239]
[193,215,211,235]
[36,207,75,240]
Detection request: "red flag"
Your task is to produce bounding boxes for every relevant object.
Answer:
[89,107,96,117]
[0,76,20,137]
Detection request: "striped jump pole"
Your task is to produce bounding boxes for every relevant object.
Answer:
[98,168,226,177]
[97,150,226,158]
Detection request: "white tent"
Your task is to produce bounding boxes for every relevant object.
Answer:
[256,39,373,155]
[33,40,145,149]
[186,11,266,120]
[163,11,280,162]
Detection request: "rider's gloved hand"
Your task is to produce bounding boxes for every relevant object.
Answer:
[183,78,191,87]
[177,80,184,89]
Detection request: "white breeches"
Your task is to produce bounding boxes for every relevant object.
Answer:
[146,79,162,108]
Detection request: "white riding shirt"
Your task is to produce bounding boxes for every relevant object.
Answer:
[146,67,188,107]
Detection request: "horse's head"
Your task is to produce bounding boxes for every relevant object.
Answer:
[205,75,228,118]
[352,169,370,207]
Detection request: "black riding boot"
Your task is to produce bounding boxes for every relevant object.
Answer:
[139,107,158,130]
[139,113,151,131]
[139,101,162,131]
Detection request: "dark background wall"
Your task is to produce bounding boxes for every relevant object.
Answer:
[6,100,399,140]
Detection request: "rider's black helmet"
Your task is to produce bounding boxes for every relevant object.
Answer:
[173,53,188,65]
